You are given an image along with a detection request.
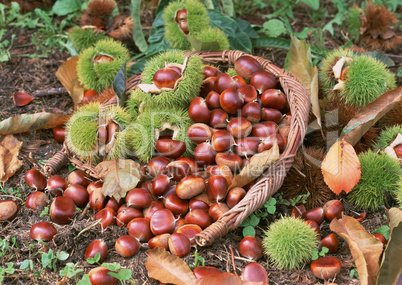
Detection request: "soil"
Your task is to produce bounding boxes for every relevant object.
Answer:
[0,1,400,285]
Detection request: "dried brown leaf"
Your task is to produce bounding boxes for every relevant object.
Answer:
[55,56,85,104]
[230,142,280,190]
[341,86,402,146]
[145,247,196,285]
[321,139,361,195]
[0,135,23,183]
[0,112,69,135]
[330,215,384,285]
[95,159,141,201]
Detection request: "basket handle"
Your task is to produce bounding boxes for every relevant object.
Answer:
[44,144,69,176]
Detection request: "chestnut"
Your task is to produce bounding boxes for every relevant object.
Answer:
[206,164,233,186]
[234,55,262,81]
[116,206,143,227]
[305,219,321,236]
[155,138,186,159]
[237,84,257,103]
[189,199,209,211]
[220,89,244,114]
[147,156,170,177]
[193,266,222,279]
[260,89,287,110]
[257,133,286,153]
[261,108,283,123]
[206,91,221,109]
[184,209,212,229]
[215,152,242,172]
[206,175,228,203]
[47,175,68,192]
[251,121,278,139]
[189,97,210,124]
[164,193,188,216]
[323,200,344,221]
[302,207,325,224]
[310,257,342,280]
[211,130,234,152]
[174,218,186,232]
[88,266,117,285]
[209,109,228,129]
[241,102,261,124]
[208,202,229,221]
[50,196,76,224]
[187,123,213,145]
[153,67,181,89]
[25,191,48,210]
[95,207,116,230]
[176,175,205,200]
[150,208,176,235]
[232,75,247,89]
[94,55,113,64]
[373,233,387,245]
[290,205,306,218]
[115,235,140,257]
[394,144,402,158]
[53,125,66,143]
[239,236,264,260]
[125,188,152,209]
[234,137,260,157]
[226,187,246,208]
[89,187,107,212]
[214,73,236,93]
[200,77,216,98]
[175,157,197,173]
[143,200,165,220]
[152,174,170,196]
[176,224,202,246]
[168,232,191,257]
[86,180,103,195]
[319,233,339,254]
[354,211,366,223]
[67,170,89,187]
[64,184,89,208]
[165,160,192,181]
[175,9,187,21]
[0,200,18,222]
[178,20,189,34]
[25,169,47,190]
[148,233,170,250]
[250,70,277,94]
[193,142,216,167]
[241,263,268,285]
[104,197,122,213]
[227,117,252,138]
[30,221,57,242]
[163,184,177,198]
[127,218,154,242]
[85,239,108,263]
[203,66,221,79]
[13,91,33,106]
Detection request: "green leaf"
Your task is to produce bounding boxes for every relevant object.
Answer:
[208,9,251,53]
[130,0,148,52]
[294,27,316,39]
[52,0,81,16]
[77,274,91,285]
[249,214,260,227]
[186,34,221,52]
[234,18,258,39]
[57,251,69,261]
[262,19,287,38]
[252,36,290,50]
[221,0,234,17]
[243,226,255,237]
[299,0,319,10]
[355,51,395,67]
[20,260,30,270]
[102,262,120,272]
[113,61,127,107]
[321,246,329,254]
[111,268,132,280]
[373,226,391,241]
[267,205,276,215]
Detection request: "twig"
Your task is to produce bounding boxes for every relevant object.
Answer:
[33,87,68,97]
[0,195,23,202]
[78,202,91,220]
[74,219,101,240]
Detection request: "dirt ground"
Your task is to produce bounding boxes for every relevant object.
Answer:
[0,2,400,285]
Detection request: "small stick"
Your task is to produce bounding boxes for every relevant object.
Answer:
[33,87,68,97]
[74,219,101,240]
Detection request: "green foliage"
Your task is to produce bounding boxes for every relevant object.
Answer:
[189,250,205,270]
[350,268,359,279]
[347,151,402,211]
[311,246,329,260]
[275,192,310,207]
[77,39,130,92]
[60,262,83,283]
[101,263,133,282]
[86,253,101,264]
[347,7,362,40]
[163,0,209,50]
[40,249,69,271]
[373,225,391,241]
[193,27,230,51]
[374,125,402,150]
[0,28,15,62]
[40,205,50,217]
[0,262,15,284]
[52,0,82,16]
[239,197,277,237]
[20,259,34,271]
[69,27,109,53]
[263,216,319,270]
[0,184,23,198]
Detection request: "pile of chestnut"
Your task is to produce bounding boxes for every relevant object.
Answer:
[188,55,290,173]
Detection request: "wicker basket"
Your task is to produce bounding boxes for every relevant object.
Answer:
[45,50,310,246]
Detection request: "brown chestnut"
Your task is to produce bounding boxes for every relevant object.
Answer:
[178,20,189,34]
[85,239,108,263]
[175,9,187,21]
[310,257,342,280]
[175,157,198,173]
[237,84,257,103]
[305,219,321,237]
[193,266,222,279]
[227,117,252,138]
[86,180,103,195]
[302,207,324,224]
[257,133,286,153]
[148,233,170,250]
[165,160,192,181]
[143,200,165,220]
[0,200,18,222]
[189,199,209,211]
[203,66,221,79]
[373,233,387,245]
[214,73,236,93]
[215,152,242,172]
[251,121,278,138]
[153,67,181,89]
[206,91,221,109]
[116,206,143,227]
[226,187,246,208]
[53,125,66,143]
[89,187,107,212]
[232,75,247,89]
[164,193,188,216]
[241,263,268,285]
[239,236,264,260]
[115,235,140,257]
[176,175,205,200]
[250,70,277,94]
[176,224,202,246]
[155,138,186,159]
[25,169,47,190]
[209,109,228,129]
[127,218,154,242]
[193,142,216,167]
[220,89,244,114]
[261,89,287,110]
[234,55,262,81]
[189,97,210,124]
[67,170,89,187]
[184,209,212,229]
[95,207,116,230]
[187,123,213,145]
[323,200,344,221]
[152,174,170,196]
[50,196,76,224]
[64,184,89,208]
[168,232,191,257]
[200,77,216,98]
[234,137,260,157]
[319,233,339,254]
[241,102,261,124]
[261,108,283,123]
[208,202,229,221]
[30,221,57,242]
[47,175,68,192]
[147,156,170,177]
[211,130,234,152]
[150,208,176,235]
[206,175,228,203]
[125,188,152,209]
[88,266,117,285]
[25,191,48,210]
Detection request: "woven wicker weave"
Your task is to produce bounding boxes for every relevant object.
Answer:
[44,50,310,246]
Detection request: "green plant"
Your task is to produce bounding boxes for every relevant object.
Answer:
[373,225,391,241]
[40,249,69,271]
[86,253,101,265]
[102,263,133,284]
[189,250,205,270]
[0,184,24,198]
[350,268,359,279]
[0,262,15,284]
[40,205,50,217]
[0,28,15,62]
[0,237,16,260]
[275,192,310,207]
[239,197,277,237]
[347,151,402,211]
[20,259,34,272]
[262,216,319,270]
[60,262,84,283]
[311,246,329,260]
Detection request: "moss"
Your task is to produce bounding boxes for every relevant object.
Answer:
[347,150,402,211]
[340,55,396,107]
[163,0,209,50]
[77,39,129,92]
[127,51,204,115]
[194,27,230,51]
[69,27,109,53]
[226,67,237,77]
[263,216,318,270]
[374,125,402,151]
[347,7,362,41]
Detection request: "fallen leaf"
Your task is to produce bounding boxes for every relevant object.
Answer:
[321,139,361,195]
[341,86,402,146]
[55,56,85,104]
[377,208,402,285]
[0,112,69,135]
[0,135,23,183]
[286,36,321,129]
[95,159,141,201]
[145,247,196,285]
[230,142,280,190]
[330,215,383,285]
